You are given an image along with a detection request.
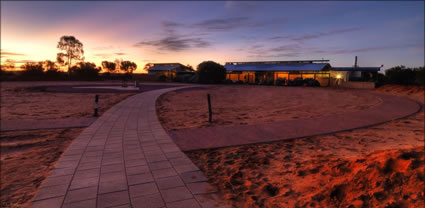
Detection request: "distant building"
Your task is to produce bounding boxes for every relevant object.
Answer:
[145,63,194,79]
[224,59,380,88]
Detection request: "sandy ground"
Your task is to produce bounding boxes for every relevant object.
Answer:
[1,81,136,120]
[156,85,424,208]
[0,81,137,208]
[157,86,381,130]
[0,128,83,208]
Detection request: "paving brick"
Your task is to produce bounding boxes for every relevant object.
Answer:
[186,182,217,195]
[180,171,208,184]
[49,167,76,177]
[152,168,178,179]
[69,176,99,190]
[100,171,126,183]
[148,161,172,170]
[127,173,154,185]
[129,182,159,198]
[131,193,165,208]
[102,157,124,166]
[73,168,100,180]
[155,176,185,190]
[173,163,199,174]
[77,161,101,171]
[30,196,64,208]
[146,154,167,163]
[64,186,97,203]
[33,184,68,201]
[99,178,128,194]
[166,198,201,208]
[160,186,193,202]
[63,199,96,208]
[126,165,150,175]
[125,158,147,167]
[101,163,125,174]
[97,190,130,208]
[41,174,73,188]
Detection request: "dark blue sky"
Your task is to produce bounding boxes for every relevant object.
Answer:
[1,1,424,72]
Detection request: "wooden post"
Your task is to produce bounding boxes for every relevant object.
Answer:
[94,95,99,117]
[207,94,212,123]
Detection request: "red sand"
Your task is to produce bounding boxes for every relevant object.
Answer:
[1,81,135,120]
[156,85,424,208]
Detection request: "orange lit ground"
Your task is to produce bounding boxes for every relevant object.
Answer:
[157,85,424,208]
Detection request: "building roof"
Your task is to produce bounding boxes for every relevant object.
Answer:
[224,63,330,72]
[148,65,180,71]
[331,67,381,71]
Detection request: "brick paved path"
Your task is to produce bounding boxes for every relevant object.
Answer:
[30,87,230,208]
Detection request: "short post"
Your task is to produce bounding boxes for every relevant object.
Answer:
[207,94,212,123]
[94,95,99,117]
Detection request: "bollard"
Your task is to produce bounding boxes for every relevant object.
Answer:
[94,95,99,117]
[207,94,212,123]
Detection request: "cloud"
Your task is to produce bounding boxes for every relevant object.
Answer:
[1,50,25,57]
[162,16,286,33]
[313,44,420,55]
[268,27,361,42]
[94,52,126,58]
[193,17,252,31]
[134,34,211,52]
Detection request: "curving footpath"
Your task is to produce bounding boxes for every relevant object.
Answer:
[171,91,422,151]
[30,87,230,208]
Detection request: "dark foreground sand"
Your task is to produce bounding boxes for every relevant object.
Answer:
[157,85,424,208]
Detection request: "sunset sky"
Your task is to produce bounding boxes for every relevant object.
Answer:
[1,1,424,73]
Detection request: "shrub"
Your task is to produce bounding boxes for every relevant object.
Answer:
[20,62,44,80]
[385,66,416,85]
[70,62,101,80]
[414,67,424,85]
[197,61,226,84]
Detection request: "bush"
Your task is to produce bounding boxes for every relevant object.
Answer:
[70,62,101,80]
[414,67,424,85]
[385,66,416,85]
[20,62,44,80]
[197,61,226,84]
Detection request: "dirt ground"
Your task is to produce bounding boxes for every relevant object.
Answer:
[156,85,424,208]
[0,81,137,208]
[156,86,381,130]
[1,81,136,120]
[0,128,83,208]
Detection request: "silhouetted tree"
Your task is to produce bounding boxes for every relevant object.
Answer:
[20,62,44,80]
[414,66,424,85]
[43,60,59,72]
[385,66,415,85]
[0,59,15,71]
[70,62,101,80]
[101,61,117,73]
[43,60,62,80]
[120,61,137,74]
[197,61,226,84]
[56,36,84,74]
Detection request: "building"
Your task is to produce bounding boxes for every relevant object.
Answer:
[145,63,194,79]
[224,59,380,87]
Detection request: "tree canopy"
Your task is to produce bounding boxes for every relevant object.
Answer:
[101,61,117,73]
[56,36,84,72]
[197,61,226,84]
[120,61,137,74]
